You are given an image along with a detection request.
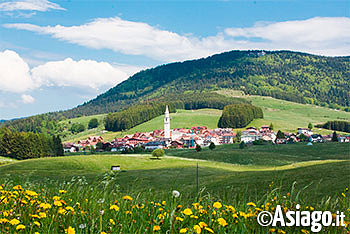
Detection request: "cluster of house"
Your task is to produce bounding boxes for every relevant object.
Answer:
[63,126,236,153]
[63,126,350,153]
[242,126,350,144]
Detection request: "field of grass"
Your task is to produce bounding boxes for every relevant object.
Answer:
[0,142,349,233]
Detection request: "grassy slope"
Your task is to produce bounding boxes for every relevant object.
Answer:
[61,95,350,143]
[166,142,350,166]
[0,142,349,199]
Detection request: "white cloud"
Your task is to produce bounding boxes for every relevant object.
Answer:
[0,50,35,93]
[4,17,350,60]
[0,50,140,95]
[0,0,65,12]
[3,17,233,62]
[224,17,350,56]
[21,94,35,103]
[31,58,130,90]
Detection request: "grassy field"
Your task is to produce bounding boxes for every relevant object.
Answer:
[61,94,350,143]
[0,143,349,233]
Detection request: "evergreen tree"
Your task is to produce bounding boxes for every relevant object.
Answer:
[331,131,338,142]
[269,123,274,130]
[239,141,246,149]
[53,135,64,156]
[209,142,216,150]
[276,130,285,139]
[195,144,202,152]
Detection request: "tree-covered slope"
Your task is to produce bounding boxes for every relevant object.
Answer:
[68,50,349,117]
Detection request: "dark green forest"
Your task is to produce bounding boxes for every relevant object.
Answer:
[2,50,349,133]
[0,128,64,160]
[218,104,264,128]
[316,121,350,133]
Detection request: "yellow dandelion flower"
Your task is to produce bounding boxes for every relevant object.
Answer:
[153,225,160,231]
[9,219,20,226]
[183,208,193,216]
[59,190,67,194]
[39,203,52,210]
[278,230,286,234]
[179,228,188,233]
[0,218,8,224]
[193,225,201,234]
[13,185,22,190]
[205,227,214,233]
[301,229,309,234]
[66,206,74,212]
[123,195,133,201]
[25,190,38,196]
[34,221,40,227]
[101,232,106,234]
[16,224,25,230]
[54,200,63,207]
[65,226,75,234]
[199,222,207,228]
[110,219,115,225]
[342,193,346,197]
[217,218,227,227]
[213,202,222,209]
[110,204,120,211]
[176,217,184,221]
[162,201,166,205]
[39,212,47,218]
[247,202,256,207]
[53,196,61,200]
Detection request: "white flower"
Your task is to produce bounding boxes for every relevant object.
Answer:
[79,224,86,229]
[172,190,180,198]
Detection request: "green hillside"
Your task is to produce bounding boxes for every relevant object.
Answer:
[66,50,349,118]
[0,143,349,199]
[62,95,350,142]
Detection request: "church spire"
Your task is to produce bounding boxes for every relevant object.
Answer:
[164,105,170,139]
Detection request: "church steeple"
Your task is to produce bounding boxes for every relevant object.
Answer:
[164,105,171,139]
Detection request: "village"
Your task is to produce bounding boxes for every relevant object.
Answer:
[63,105,350,153]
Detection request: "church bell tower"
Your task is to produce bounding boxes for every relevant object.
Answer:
[164,105,171,139]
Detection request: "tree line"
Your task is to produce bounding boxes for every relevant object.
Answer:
[218,104,264,128]
[0,128,64,160]
[104,103,177,132]
[315,121,350,133]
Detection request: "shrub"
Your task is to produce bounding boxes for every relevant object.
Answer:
[152,149,165,159]
[88,118,99,129]
[195,144,202,152]
[209,142,216,150]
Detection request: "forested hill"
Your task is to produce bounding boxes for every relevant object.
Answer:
[67,50,349,117]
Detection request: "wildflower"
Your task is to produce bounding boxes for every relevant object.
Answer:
[25,190,38,196]
[58,208,67,215]
[342,193,346,197]
[54,200,63,207]
[0,218,8,224]
[110,219,115,225]
[123,195,133,201]
[301,229,309,234]
[193,225,201,234]
[59,190,67,194]
[172,190,180,198]
[176,217,184,222]
[190,215,199,219]
[247,202,256,207]
[53,196,61,200]
[110,204,120,211]
[180,228,188,233]
[16,224,25,230]
[217,218,227,227]
[79,224,86,229]
[153,225,161,231]
[213,202,222,209]
[39,203,52,210]
[13,185,23,190]
[183,208,193,215]
[39,212,47,218]
[101,232,106,234]
[205,227,214,233]
[66,206,74,212]
[65,226,75,234]
[199,222,207,228]
[9,219,20,225]
[34,221,40,227]
[278,230,286,234]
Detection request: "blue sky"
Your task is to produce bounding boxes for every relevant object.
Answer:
[0,0,349,119]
